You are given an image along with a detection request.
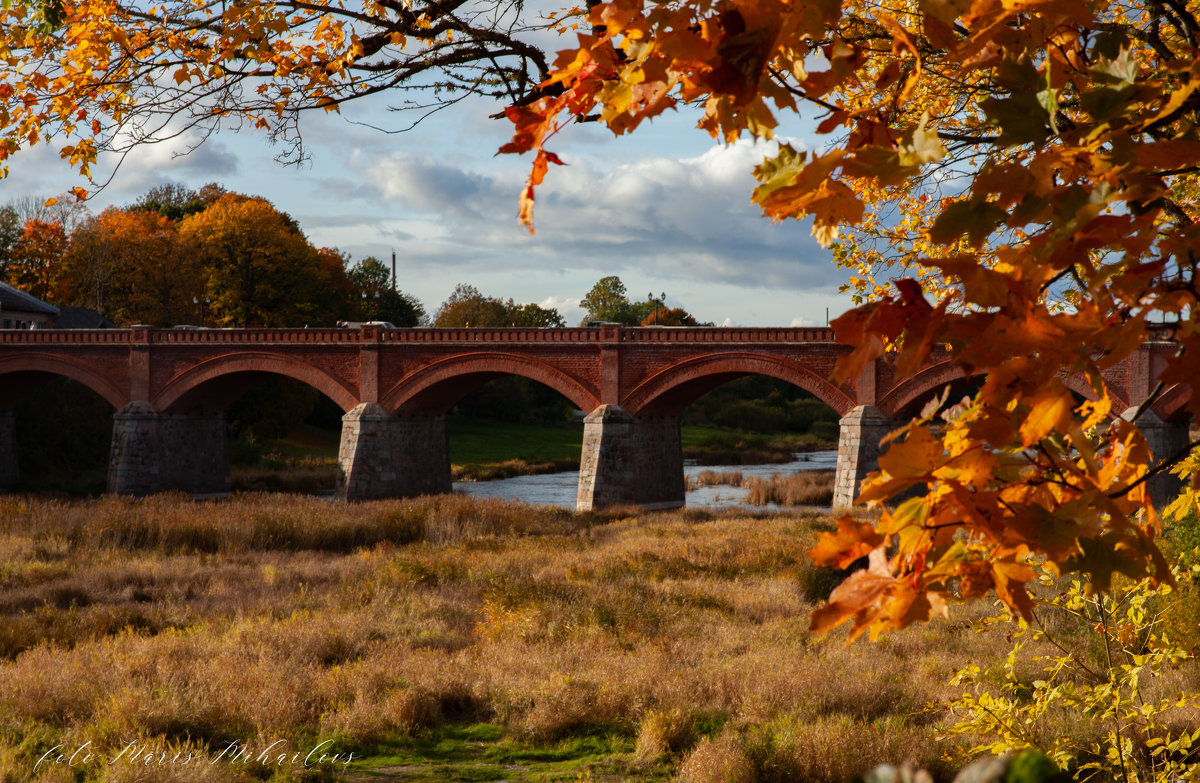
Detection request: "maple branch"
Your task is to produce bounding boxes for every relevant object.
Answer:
[767,68,840,113]
[1107,435,1200,499]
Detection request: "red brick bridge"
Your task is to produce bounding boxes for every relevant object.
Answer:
[0,325,1187,507]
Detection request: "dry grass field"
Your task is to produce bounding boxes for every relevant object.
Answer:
[0,493,1099,782]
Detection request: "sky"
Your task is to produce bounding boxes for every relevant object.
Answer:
[3,73,858,327]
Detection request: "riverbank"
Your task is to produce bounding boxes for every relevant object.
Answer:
[229,420,836,490]
[0,493,995,782]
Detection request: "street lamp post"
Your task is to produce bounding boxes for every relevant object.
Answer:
[193,295,210,326]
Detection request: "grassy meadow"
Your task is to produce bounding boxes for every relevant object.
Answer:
[0,492,1049,783]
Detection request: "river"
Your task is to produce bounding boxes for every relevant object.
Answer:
[454,450,838,510]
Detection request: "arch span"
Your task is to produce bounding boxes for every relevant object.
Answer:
[0,353,128,410]
[878,360,968,418]
[1152,383,1191,421]
[153,353,359,413]
[382,352,600,415]
[621,352,855,417]
[879,360,1128,419]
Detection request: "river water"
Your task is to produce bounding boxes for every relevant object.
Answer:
[454,450,838,510]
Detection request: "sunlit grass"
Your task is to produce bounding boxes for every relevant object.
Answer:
[0,494,1029,782]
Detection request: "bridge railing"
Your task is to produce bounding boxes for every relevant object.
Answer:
[0,326,840,344]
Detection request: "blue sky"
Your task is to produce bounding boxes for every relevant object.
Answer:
[5,86,856,326]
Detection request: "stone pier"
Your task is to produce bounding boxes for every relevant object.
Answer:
[832,405,895,509]
[577,404,685,511]
[1123,407,1190,507]
[108,402,231,496]
[337,403,450,501]
[0,410,17,490]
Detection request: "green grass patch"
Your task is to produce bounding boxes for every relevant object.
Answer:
[448,417,584,464]
[348,723,662,782]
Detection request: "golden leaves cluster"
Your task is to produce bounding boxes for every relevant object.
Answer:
[502,0,1200,634]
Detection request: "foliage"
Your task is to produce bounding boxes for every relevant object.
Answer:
[62,206,201,326]
[579,276,701,326]
[641,306,702,326]
[178,193,344,327]
[4,218,67,300]
[0,0,553,189]
[683,376,840,436]
[347,255,426,326]
[0,205,19,278]
[943,565,1200,782]
[501,0,1200,637]
[128,182,222,221]
[580,275,640,325]
[433,283,565,327]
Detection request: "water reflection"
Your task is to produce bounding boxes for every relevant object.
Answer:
[454,450,837,511]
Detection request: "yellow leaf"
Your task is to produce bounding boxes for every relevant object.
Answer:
[1018,388,1073,446]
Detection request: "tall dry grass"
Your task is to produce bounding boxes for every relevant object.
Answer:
[686,470,835,506]
[0,493,1116,782]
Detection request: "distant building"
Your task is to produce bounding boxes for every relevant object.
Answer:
[0,284,116,329]
[0,282,58,329]
[55,307,116,329]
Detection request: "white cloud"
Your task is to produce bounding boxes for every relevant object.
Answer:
[328,137,844,295]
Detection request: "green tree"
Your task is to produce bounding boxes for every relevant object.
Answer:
[348,256,425,326]
[129,183,209,221]
[579,276,637,325]
[434,284,563,328]
[0,206,19,280]
[509,302,566,328]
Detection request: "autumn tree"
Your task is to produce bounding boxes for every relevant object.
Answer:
[348,256,425,326]
[434,283,564,327]
[178,193,346,327]
[61,207,201,326]
[641,307,702,326]
[501,0,1200,636]
[5,219,68,301]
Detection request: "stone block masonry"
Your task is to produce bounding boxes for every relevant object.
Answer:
[577,405,685,510]
[108,402,231,496]
[337,403,450,501]
[1122,407,1190,508]
[832,405,895,510]
[0,411,16,489]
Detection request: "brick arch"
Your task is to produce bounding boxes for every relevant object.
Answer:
[1152,383,1191,421]
[879,360,1128,419]
[382,352,600,415]
[153,353,359,413]
[878,361,972,418]
[621,352,855,417]
[0,353,128,410]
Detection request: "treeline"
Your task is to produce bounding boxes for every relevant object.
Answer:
[0,188,717,333]
[0,184,424,328]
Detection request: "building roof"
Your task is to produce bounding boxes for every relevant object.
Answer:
[0,282,59,316]
[55,306,116,329]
